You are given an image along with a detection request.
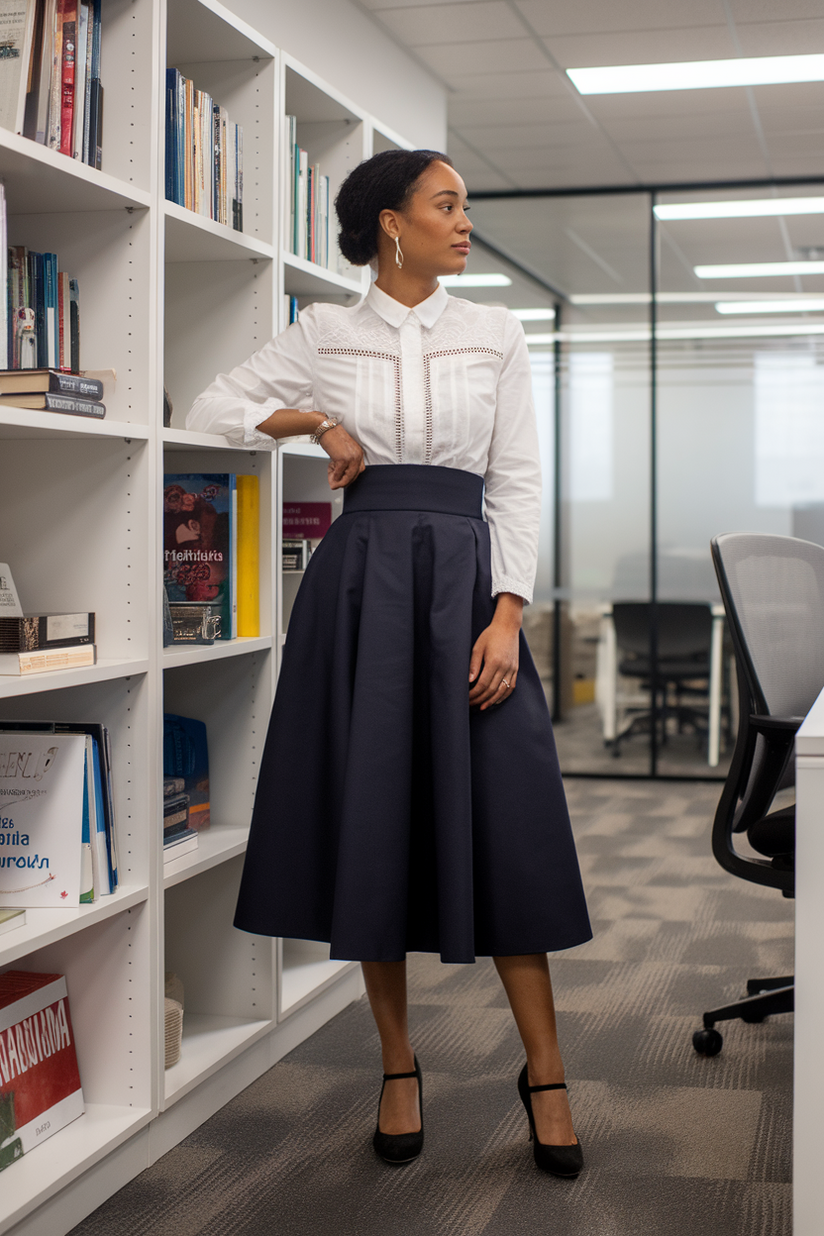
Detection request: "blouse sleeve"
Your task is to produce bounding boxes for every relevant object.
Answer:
[484,311,542,604]
[185,305,320,448]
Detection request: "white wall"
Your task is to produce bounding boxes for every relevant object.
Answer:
[234,0,447,150]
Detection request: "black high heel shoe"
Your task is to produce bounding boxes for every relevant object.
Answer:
[372,1056,423,1165]
[517,1064,584,1178]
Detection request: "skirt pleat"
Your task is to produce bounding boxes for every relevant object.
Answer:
[234,464,591,963]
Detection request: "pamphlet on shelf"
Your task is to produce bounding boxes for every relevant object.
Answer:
[0,643,96,674]
[0,612,94,653]
[0,971,85,1172]
[0,732,86,908]
[0,566,22,620]
[164,474,235,642]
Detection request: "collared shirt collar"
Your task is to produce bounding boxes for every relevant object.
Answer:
[366,280,450,330]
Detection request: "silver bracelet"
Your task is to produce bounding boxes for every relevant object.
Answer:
[310,417,339,445]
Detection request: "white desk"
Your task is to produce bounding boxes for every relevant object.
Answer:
[793,687,824,1235]
[595,603,726,766]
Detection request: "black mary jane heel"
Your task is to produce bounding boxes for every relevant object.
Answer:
[517,1063,584,1178]
[372,1056,423,1165]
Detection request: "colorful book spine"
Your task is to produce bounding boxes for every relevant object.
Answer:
[163,474,235,642]
[164,71,242,230]
[236,474,260,638]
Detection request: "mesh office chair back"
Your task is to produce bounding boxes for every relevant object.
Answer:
[713,532,824,720]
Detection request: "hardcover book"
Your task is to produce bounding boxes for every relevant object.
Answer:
[0,732,86,907]
[0,370,102,398]
[163,714,209,831]
[0,393,105,417]
[164,474,234,641]
[0,612,95,653]
[0,971,84,1172]
[0,644,96,675]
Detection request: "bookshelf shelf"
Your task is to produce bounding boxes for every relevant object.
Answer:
[0,886,150,968]
[163,824,251,888]
[167,0,277,64]
[280,940,357,1017]
[163,1014,273,1107]
[162,636,273,668]
[0,128,151,215]
[0,659,150,700]
[162,426,251,450]
[1,1104,153,1234]
[164,201,276,263]
[0,409,151,442]
[283,250,364,297]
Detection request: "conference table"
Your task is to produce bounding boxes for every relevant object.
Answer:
[793,686,824,1234]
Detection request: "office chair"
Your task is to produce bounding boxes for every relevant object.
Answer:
[610,602,715,756]
[692,532,824,1056]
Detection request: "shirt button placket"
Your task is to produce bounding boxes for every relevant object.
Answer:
[399,313,425,465]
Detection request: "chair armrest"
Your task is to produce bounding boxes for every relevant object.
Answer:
[750,715,804,733]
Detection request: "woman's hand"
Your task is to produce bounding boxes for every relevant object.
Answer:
[321,424,365,490]
[468,594,523,711]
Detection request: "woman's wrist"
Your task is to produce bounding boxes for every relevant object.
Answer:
[492,592,524,631]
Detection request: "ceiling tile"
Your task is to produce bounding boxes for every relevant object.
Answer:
[763,131,824,159]
[619,135,766,163]
[454,120,600,150]
[413,37,549,75]
[448,94,585,126]
[627,156,771,181]
[599,111,754,142]
[363,0,481,8]
[445,69,571,98]
[727,0,824,20]
[514,0,726,37]
[545,25,735,69]
[459,169,515,191]
[734,17,824,55]
[749,81,824,109]
[582,87,753,119]
[376,1,523,44]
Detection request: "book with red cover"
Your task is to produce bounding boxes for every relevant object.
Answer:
[0,971,84,1172]
[59,0,77,158]
[282,501,332,540]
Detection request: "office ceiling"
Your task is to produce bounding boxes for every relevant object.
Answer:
[356,0,824,191]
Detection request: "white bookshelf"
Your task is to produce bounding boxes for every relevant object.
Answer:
[0,2,417,1229]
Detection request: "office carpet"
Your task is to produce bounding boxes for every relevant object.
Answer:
[71,780,793,1236]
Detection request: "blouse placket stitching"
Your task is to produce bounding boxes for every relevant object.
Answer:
[317,347,404,463]
[422,347,504,466]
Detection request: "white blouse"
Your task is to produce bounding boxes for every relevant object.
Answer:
[186,281,542,602]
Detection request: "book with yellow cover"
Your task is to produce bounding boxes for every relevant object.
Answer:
[236,473,259,637]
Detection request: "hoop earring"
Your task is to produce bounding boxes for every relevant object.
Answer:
[394,236,404,270]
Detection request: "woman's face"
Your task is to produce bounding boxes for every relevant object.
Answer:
[383,161,472,279]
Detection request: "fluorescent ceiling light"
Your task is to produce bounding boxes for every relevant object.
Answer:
[716,299,824,315]
[526,322,824,344]
[439,274,511,287]
[512,308,555,321]
[570,292,823,305]
[695,261,824,278]
[567,53,824,95]
[655,196,824,221]
[524,333,556,344]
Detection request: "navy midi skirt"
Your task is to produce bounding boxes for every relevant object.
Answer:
[234,464,591,963]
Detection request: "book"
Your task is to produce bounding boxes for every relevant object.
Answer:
[0,368,102,397]
[0,612,95,653]
[0,721,118,894]
[163,714,209,831]
[165,68,242,230]
[0,732,86,907]
[0,0,38,135]
[0,971,84,1171]
[0,907,24,936]
[286,117,333,271]
[236,474,259,637]
[58,0,76,158]
[0,565,22,619]
[164,474,234,642]
[282,501,332,540]
[0,392,105,416]
[0,643,96,675]
[163,828,198,862]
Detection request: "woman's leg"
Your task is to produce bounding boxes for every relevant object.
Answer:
[494,954,577,1146]
[361,960,421,1134]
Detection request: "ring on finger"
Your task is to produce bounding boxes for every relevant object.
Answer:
[501,678,510,689]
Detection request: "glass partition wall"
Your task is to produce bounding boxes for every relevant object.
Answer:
[469,179,824,778]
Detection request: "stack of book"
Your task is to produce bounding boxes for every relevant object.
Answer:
[286,115,331,269]
[166,68,243,230]
[0,726,119,906]
[163,473,260,643]
[0,0,103,168]
[6,244,82,374]
[0,369,105,419]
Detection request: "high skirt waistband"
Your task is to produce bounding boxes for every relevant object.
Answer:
[342,464,484,519]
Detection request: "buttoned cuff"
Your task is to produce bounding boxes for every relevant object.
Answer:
[492,574,533,605]
[243,400,281,449]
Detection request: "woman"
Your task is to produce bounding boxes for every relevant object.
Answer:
[187,150,591,1176]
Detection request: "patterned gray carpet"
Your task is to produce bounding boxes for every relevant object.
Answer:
[71,779,793,1236]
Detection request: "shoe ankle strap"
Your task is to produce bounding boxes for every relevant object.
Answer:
[528,1081,567,1093]
[383,1069,418,1081]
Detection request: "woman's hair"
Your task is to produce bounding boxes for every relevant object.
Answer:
[335,149,453,266]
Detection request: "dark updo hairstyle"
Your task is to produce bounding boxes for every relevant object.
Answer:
[335,149,453,266]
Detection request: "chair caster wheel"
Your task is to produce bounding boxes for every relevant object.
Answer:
[693,1028,723,1056]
